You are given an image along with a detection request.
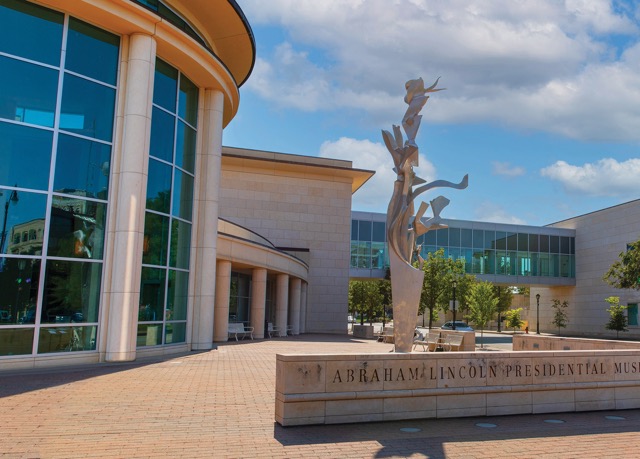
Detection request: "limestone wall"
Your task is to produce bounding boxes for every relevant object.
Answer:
[514,334,640,351]
[276,350,640,426]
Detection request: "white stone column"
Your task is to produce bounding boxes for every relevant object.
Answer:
[104,34,156,362]
[299,281,308,334]
[213,260,232,342]
[250,268,267,339]
[191,89,224,350]
[289,278,301,335]
[275,274,289,337]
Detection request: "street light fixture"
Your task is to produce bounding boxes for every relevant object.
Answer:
[452,279,457,330]
[0,187,19,255]
[536,293,541,335]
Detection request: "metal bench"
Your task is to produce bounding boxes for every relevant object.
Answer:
[445,334,464,351]
[228,322,254,341]
[413,332,440,352]
[268,322,282,338]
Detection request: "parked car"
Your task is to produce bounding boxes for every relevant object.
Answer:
[441,321,473,331]
[0,310,11,323]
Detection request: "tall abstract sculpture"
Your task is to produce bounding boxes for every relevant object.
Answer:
[383,77,468,352]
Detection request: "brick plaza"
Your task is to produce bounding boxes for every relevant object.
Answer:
[1,335,639,458]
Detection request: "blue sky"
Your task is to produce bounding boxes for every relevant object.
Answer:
[224,0,640,227]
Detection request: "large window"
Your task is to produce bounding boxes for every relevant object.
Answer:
[0,0,119,356]
[139,59,198,347]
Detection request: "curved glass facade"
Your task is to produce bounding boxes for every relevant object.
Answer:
[351,216,576,279]
[139,58,198,347]
[0,0,119,355]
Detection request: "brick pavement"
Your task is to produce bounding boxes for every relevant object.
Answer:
[1,334,639,459]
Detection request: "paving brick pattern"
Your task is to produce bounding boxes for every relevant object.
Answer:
[1,334,639,458]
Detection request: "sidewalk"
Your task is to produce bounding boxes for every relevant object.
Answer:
[1,334,639,459]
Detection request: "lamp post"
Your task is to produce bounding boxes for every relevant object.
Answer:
[0,187,19,255]
[452,279,457,330]
[536,293,540,335]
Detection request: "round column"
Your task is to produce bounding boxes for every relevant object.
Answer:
[299,281,308,334]
[289,278,301,335]
[275,274,289,337]
[213,260,232,342]
[250,268,267,338]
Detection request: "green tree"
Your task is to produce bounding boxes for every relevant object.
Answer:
[603,240,640,291]
[380,268,392,327]
[504,307,524,332]
[466,281,498,348]
[605,296,628,338]
[493,286,513,332]
[551,299,569,333]
[419,248,457,329]
[348,280,383,325]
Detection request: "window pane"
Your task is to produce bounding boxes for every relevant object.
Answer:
[496,232,506,250]
[175,121,196,173]
[371,242,386,269]
[0,328,34,356]
[436,228,448,246]
[0,0,63,65]
[54,134,111,199]
[484,230,495,249]
[0,122,53,190]
[449,228,460,247]
[424,231,436,246]
[172,170,193,221]
[372,222,385,242]
[48,196,107,259]
[169,219,191,269]
[540,234,549,252]
[507,233,517,251]
[146,159,172,213]
[164,322,186,344]
[178,75,198,126]
[1,190,47,256]
[518,233,528,251]
[66,18,119,85]
[60,74,116,141]
[140,267,166,322]
[460,229,472,248]
[560,236,570,254]
[137,323,162,347]
[153,59,177,112]
[0,56,59,127]
[529,234,539,252]
[37,325,97,353]
[150,107,175,162]
[167,269,188,321]
[472,230,483,249]
[42,260,102,324]
[351,220,357,241]
[358,220,371,241]
[142,212,169,266]
[0,257,40,325]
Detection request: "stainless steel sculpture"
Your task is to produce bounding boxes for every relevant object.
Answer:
[383,77,468,352]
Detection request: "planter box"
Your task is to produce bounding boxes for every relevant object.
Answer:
[353,324,374,339]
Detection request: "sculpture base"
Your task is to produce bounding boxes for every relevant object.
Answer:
[389,251,424,352]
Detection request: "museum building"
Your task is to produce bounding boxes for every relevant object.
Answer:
[0,0,373,369]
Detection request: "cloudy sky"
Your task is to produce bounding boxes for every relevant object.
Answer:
[223,0,640,226]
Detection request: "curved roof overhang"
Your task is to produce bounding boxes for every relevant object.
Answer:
[35,0,256,127]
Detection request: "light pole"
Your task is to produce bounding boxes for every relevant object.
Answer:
[452,279,457,330]
[536,293,540,335]
[0,187,19,255]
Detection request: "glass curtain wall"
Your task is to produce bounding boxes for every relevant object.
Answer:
[0,0,119,356]
[229,272,251,323]
[139,58,197,347]
[350,219,386,269]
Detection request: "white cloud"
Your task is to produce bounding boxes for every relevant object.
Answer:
[492,161,526,177]
[240,0,640,142]
[541,158,640,196]
[318,137,438,212]
[473,201,527,224]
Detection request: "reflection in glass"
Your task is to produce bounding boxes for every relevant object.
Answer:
[172,170,193,221]
[150,107,175,162]
[0,257,40,325]
[153,59,178,112]
[175,121,196,173]
[164,322,186,345]
[47,196,106,259]
[178,75,198,126]
[167,269,188,321]
[137,323,162,347]
[37,325,97,353]
[66,18,119,85]
[140,267,166,322]
[0,0,63,66]
[170,219,191,269]
[60,74,116,141]
[146,159,172,213]
[0,56,59,127]
[0,328,34,356]
[0,122,53,190]
[1,190,47,256]
[54,134,111,198]
[42,260,102,324]
[142,212,169,266]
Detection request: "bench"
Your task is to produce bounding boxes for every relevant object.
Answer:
[445,334,464,351]
[228,322,254,341]
[268,322,282,338]
[413,332,440,352]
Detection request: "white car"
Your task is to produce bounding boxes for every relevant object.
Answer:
[441,321,473,331]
